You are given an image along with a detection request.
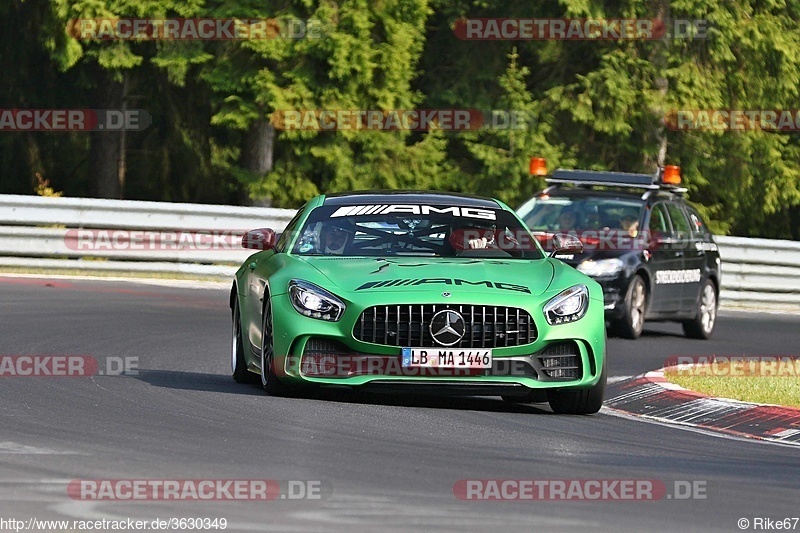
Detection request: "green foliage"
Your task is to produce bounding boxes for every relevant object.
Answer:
[456,48,561,206]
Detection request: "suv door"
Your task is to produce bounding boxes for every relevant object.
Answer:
[682,205,714,314]
[646,203,684,314]
[664,202,699,314]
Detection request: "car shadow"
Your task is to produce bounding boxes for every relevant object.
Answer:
[281,386,554,415]
[130,369,555,413]
[639,329,687,339]
[607,328,686,340]
[132,369,264,396]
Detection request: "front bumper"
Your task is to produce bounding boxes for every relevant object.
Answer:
[270,292,606,392]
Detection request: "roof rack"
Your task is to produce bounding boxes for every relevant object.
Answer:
[529,158,688,195]
[548,169,658,189]
[544,168,687,195]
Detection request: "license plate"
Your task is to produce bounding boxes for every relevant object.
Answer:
[401,348,493,369]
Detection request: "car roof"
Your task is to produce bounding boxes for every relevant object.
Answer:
[323,190,501,208]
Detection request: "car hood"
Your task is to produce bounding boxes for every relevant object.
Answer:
[297,256,555,297]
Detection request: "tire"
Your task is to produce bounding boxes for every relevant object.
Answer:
[260,297,292,396]
[682,279,718,339]
[231,300,257,383]
[546,361,606,415]
[611,275,647,339]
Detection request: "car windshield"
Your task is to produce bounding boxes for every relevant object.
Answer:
[291,204,544,259]
[518,196,645,234]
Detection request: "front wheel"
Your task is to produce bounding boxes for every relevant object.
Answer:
[231,300,257,383]
[546,362,606,415]
[682,280,718,339]
[260,297,292,396]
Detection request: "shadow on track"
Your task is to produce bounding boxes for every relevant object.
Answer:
[133,369,263,396]
[132,369,555,414]
[281,386,555,415]
[608,328,686,340]
[286,381,561,415]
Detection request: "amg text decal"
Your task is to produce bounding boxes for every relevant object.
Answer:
[355,278,530,293]
[330,205,496,220]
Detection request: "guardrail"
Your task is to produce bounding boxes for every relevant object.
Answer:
[715,236,800,308]
[0,194,797,309]
[0,194,295,279]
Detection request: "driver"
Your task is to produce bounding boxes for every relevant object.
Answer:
[318,223,351,254]
[620,214,639,237]
[556,209,578,231]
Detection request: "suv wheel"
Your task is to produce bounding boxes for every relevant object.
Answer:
[611,275,647,339]
[682,279,718,339]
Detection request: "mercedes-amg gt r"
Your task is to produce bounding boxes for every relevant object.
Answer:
[230,191,607,414]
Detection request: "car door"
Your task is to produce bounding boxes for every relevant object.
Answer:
[647,202,684,314]
[664,203,698,313]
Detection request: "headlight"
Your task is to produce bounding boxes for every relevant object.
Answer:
[543,285,589,325]
[576,258,623,277]
[288,280,346,321]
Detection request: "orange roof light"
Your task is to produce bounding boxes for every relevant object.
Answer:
[529,157,548,176]
[662,165,681,185]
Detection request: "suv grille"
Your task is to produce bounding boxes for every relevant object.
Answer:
[353,305,537,348]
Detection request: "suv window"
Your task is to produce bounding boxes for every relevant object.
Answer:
[665,203,691,238]
[684,206,710,237]
[649,204,670,234]
[518,196,643,232]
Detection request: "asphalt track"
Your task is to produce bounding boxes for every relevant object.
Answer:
[1,276,799,532]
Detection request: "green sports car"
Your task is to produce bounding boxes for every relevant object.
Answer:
[230,191,607,414]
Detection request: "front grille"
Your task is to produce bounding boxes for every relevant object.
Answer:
[301,338,356,377]
[537,342,582,380]
[303,338,351,356]
[353,305,537,348]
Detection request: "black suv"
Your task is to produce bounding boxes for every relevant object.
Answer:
[517,166,721,339]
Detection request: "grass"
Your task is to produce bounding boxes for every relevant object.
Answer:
[665,361,800,408]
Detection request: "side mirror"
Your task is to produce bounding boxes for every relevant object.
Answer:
[242,228,277,250]
[550,233,583,257]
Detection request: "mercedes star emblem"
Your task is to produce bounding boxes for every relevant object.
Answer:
[429,309,466,346]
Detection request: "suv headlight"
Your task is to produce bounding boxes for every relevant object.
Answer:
[577,258,623,277]
[544,285,589,325]
[288,280,345,321]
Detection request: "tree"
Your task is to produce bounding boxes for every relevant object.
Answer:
[202,0,450,207]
